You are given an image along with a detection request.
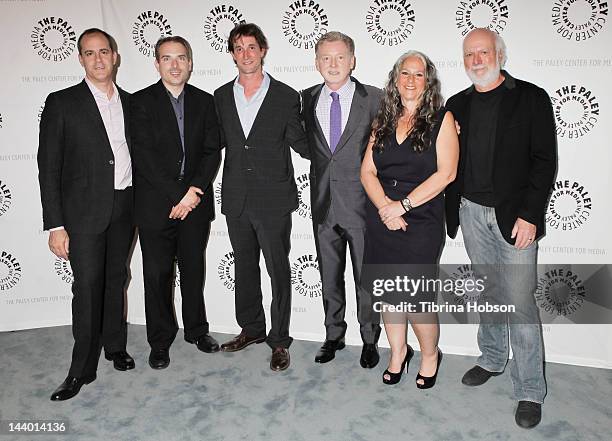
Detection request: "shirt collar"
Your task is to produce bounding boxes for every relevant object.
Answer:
[322,77,354,99]
[165,87,185,103]
[85,77,119,103]
[234,71,270,92]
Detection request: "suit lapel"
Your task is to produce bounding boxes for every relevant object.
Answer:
[154,81,184,159]
[245,77,274,144]
[77,80,113,154]
[184,84,196,170]
[118,86,130,152]
[333,79,367,155]
[223,81,247,144]
[310,84,332,158]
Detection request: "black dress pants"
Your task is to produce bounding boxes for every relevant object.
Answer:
[67,188,135,378]
[139,213,211,350]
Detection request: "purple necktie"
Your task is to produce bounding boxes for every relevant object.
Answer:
[329,91,341,153]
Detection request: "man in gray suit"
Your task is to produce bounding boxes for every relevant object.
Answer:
[302,32,382,367]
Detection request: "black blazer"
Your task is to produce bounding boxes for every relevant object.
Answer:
[214,75,309,218]
[301,77,381,226]
[445,71,557,244]
[38,80,131,234]
[130,81,220,229]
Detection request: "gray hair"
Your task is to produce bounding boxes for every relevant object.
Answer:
[464,28,507,67]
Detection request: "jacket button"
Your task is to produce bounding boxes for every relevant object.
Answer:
[109,160,114,165]
[244,145,249,150]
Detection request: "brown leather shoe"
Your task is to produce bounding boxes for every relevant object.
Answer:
[270,347,290,371]
[220,331,266,352]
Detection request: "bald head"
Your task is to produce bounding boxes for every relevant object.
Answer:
[462,28,506,91]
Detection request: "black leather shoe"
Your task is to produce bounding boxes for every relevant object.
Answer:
[105,350,135,371]
[360,343,380,368]
[270,347,290,371]
[186,334,220,353]
[461,365,503,386]
[314,339,345,363]
[515,401,542,428]
[148,348,170,369]
[50,374,96,401]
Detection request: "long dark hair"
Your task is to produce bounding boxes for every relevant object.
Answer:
[372,50,443,153]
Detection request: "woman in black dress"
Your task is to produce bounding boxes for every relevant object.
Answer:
[360,51,459,387]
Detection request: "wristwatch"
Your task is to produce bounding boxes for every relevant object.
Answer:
[401,197,413,213]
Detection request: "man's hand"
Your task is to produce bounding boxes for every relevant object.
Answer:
[511,217,537,249]
[169,186,203,220]
[455,120,461,135]
[49,229,69,260]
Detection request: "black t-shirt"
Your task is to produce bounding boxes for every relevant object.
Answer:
[464,80,506,206]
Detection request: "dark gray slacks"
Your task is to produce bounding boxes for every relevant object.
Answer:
[314,207,381,344]
[226,209,293,349]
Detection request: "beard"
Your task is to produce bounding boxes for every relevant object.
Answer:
[466,59,501,89]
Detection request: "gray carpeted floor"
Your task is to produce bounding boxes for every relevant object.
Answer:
[1,325,610,441]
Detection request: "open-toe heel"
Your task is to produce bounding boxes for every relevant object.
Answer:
[416,348,443,390]
[382,345,414,385]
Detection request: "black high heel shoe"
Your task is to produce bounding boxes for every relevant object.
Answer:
[416,348,443,389]
[382,345,414,385]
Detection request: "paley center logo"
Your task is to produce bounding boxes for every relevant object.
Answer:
[132,10,173,57]
[552,0,608,41]
[291,254,321,298]
[214,182,222,207]
[0,250,22,291]
[0,180,13,217]
[550,84,600,139]
[0,112,3,129]
[54,257,73,284]
[546,179,592,231]
[455,0,509,35]
[281,0,329,50]
[31,16,77,62]
[535,267,585,316]
[448,264,485,305]
[365,0,416,46]
[172,259,181,288]
[296,173,311,220]
[217,251,235,292]
[204,4,246,53]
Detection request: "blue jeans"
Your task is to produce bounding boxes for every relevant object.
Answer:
[459,197,546,403]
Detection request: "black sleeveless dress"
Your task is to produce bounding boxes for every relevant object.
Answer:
[362,109,446,307]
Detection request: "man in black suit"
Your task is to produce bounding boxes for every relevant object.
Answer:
[214,23,309,371]
[445,28,557,428]
[38,28,135,401]
[302,32,381,367]
[131,36,221,370]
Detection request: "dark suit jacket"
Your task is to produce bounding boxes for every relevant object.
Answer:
[214,75,309,218]
[38,80,131,234]
[445,71,557,244]
[302,77,381,227]
[130,81,220,229]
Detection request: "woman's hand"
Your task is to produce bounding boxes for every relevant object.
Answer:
[378,199,405,223]
[384,216,407,231]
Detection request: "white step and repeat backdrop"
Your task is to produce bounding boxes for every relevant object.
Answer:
[1,0,610,368]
